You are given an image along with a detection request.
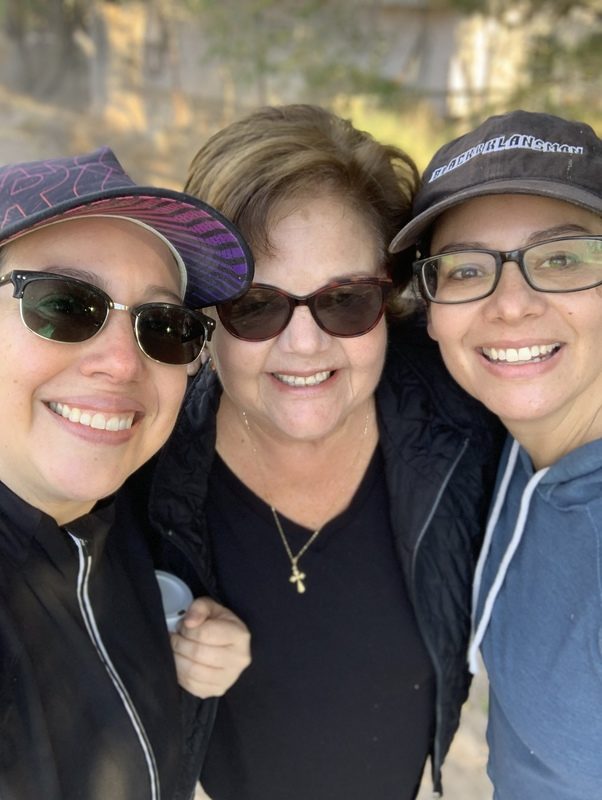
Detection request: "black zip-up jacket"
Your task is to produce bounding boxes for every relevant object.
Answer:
[133,315,504,797]
[0,485,202,800]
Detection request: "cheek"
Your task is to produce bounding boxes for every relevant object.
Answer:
[155,368,188,428]
[427,306,470,352]
[211,327,269,378]
[425,306,439,343]
[347,324,387,380]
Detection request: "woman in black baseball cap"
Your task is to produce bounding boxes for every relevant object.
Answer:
[395,110,602,799]
[0,147,253,800]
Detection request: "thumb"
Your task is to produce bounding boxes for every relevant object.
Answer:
[180,596,216,629]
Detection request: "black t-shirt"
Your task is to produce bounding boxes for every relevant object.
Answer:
[202,447,435,800]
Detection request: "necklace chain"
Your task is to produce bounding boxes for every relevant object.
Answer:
[242,410,370,594]
[269,506,322,593]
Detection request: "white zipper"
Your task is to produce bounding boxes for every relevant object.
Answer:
[67,532,161,800]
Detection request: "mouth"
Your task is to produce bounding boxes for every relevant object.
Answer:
[48,402,136,431]
[272,370,333,387]
[480,343,561,365]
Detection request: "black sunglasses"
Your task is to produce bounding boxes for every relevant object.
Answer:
[217,279,392,341]
[0,270,215,365]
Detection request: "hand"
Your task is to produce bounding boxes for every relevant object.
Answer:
[171,597,251,699]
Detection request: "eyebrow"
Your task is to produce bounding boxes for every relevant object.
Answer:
[42,266,183,304]
[524,224,592,244]
[434,224,594,254]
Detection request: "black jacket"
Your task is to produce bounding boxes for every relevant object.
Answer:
[137,315,504,796]
[0,485,200,800]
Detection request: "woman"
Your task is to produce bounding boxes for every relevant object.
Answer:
[148,104,503,799]
[0,146,252,800]
[391,110,602,799]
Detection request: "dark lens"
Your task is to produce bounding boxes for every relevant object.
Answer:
[314,283,385,336]
[136,305,206,365]
[21,277,107,342]
[218,287,292,340]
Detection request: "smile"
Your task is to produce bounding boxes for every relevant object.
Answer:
[273,370,332,387]
[481,343,561,364]
[48,402,135,431]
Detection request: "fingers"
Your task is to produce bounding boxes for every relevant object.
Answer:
[171,597,252,699]
[180,597,247,638]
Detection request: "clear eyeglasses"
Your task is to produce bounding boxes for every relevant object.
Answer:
[412,236,602,304]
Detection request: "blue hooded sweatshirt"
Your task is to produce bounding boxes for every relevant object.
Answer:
[469,436,602,800]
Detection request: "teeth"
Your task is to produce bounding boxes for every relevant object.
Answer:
[49,402,135,431]
[482,344,560,364]
[274,370,332,387]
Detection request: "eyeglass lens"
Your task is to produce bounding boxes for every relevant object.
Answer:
[421,237,602,303]
[217,281,389,341]
[17,274,207,365]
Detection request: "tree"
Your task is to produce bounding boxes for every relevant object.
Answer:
[2,0,90,98]
[182,0,387,112]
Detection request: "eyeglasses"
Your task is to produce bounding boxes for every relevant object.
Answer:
[0,270,215,365]
[217,279,392,341]
[413,236,602,304]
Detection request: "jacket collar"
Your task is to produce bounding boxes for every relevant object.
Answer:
[0,480,114,568]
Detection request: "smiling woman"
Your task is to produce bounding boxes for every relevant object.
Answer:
[391,109,602,800]
[426,195,602,462]
[132,104,505,800]
[0,217,195,521]
[0,147,253,800]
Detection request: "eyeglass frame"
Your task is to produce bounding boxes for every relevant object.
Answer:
[412,235,602,304]
[0,269,216,364]
[216,277,393,341]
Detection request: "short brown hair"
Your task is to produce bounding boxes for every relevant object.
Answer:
[185,104,419,294]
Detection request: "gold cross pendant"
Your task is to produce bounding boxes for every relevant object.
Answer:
[289,564,306,593]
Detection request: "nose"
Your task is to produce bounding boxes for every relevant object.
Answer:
[79,309,146,382]
[277,304,331,354]
[482,260,547,323]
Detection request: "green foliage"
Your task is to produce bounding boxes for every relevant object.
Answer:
[181,0,384,105]
[516,1,602,117]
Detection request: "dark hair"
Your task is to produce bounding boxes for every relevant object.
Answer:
[184,104,419,302]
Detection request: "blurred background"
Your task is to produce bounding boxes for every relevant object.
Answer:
[0,0,600,184]
[1,2,598,797]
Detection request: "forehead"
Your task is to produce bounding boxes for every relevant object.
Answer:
[433,194,602,236]
[263,195,381,259]
[432,194,602,249]
[1,216,182,289]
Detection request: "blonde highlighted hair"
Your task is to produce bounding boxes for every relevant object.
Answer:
[185,104,419,297]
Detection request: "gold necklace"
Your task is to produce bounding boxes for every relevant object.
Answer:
[241,410,370,594]
[269,507,321,594]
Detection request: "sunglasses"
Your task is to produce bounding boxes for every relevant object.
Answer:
[217,279,392,341]
[0,270,215,365]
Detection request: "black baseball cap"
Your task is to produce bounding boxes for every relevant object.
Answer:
[390,110,602,253]
[0,146,254,307]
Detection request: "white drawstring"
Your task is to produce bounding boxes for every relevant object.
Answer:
[468,440,549,674]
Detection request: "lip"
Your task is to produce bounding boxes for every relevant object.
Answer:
[478,340,562,350]
[44,395,145,444]
[476,342,563,374]
[480,341,561,363]
[270,368,336,390]
[45,394,146,414]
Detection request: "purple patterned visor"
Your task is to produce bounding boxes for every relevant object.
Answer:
[0,147,253,308]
